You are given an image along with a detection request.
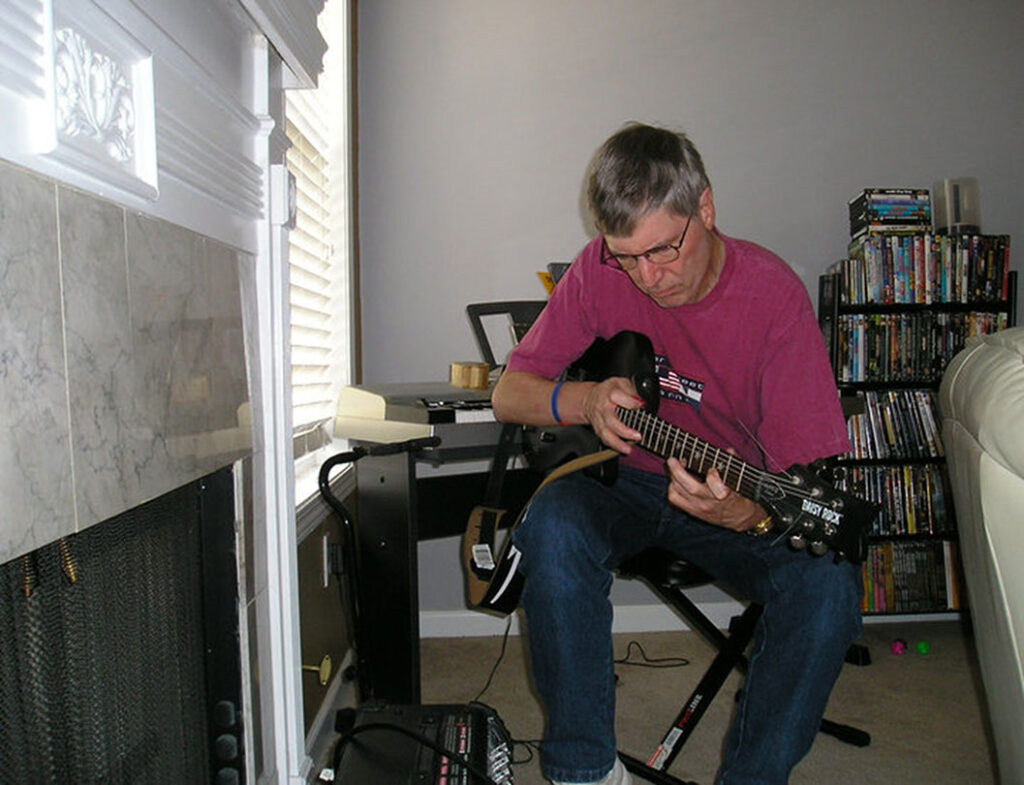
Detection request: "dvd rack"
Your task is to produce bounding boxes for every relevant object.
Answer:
[819,205,1016,615]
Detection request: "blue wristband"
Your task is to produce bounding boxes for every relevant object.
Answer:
[550,381,565,425]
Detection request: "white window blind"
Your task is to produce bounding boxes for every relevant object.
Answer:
[285,0,351,436]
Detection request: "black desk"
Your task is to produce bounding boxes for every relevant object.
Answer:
[337,407,540,704]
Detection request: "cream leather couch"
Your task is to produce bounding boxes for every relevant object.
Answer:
[939,326,1024,785]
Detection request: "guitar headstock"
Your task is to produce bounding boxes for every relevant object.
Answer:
[758,464,877,563]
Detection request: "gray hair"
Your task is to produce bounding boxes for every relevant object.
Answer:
[586,123,711,237]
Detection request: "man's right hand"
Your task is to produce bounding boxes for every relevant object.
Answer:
[581,376,644,456]
[492,370,644,456]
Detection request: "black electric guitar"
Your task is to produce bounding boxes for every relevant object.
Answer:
[464,330,877,615]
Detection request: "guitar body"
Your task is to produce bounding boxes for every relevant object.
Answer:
[521,331,658,477]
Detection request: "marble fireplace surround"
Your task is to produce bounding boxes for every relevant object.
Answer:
[0,159,252,566]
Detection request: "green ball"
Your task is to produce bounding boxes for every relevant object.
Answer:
[916,640,931,655]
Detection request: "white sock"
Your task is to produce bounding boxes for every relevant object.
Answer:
[552,756,633,785]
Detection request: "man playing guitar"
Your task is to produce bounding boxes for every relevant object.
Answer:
[491,123,861,785]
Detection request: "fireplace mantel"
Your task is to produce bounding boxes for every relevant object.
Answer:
[0,0,324,253]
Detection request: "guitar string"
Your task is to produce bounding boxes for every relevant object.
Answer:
[617,407,823,504]
[635,418,820,505]
[620,408,850,549]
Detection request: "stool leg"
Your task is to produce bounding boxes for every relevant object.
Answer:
[619,603,762,782]
[618,584,871,784]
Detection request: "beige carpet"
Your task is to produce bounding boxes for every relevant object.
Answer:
[420,619,997,785]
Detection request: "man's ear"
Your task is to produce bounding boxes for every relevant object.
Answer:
[698,187,716,229]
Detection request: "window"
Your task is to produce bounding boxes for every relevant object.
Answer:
[285,0,352,463]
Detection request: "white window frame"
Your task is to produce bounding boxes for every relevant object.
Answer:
[284,0,356,531]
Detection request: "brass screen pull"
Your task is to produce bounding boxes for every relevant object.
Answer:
[302,654,332,686]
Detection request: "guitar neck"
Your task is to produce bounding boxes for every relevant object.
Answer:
[617,407,768,499]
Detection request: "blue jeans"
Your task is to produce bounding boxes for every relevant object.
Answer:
[512,465,862,785]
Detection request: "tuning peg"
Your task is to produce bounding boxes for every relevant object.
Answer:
[809,541,829,557]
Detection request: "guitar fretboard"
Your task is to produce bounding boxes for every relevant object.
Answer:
[617,406,769,499]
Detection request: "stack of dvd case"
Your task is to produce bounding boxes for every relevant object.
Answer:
[849,187,932,239]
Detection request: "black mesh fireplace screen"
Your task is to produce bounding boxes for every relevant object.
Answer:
[0,467,243,785]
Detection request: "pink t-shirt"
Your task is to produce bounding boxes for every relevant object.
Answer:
[506,231,850,475]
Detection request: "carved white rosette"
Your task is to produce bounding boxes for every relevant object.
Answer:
[54,27,136,164]
[45,0,157,198]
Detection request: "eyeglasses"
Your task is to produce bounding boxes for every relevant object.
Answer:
[602,213,693,271]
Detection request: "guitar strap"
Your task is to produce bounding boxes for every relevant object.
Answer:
[484,423,521,508]
[461,423,521,605]
[462,425,617,615]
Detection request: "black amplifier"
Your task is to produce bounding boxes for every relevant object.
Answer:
[332,703,514,785]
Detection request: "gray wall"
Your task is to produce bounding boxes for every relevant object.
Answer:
[356,0,1024,614]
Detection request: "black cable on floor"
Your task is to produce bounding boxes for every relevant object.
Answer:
[470,617,550,775]
[614,640,690,668]
[473,614,514,703]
